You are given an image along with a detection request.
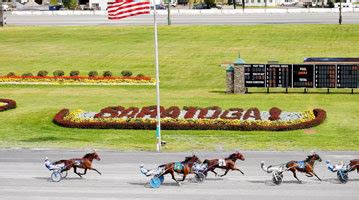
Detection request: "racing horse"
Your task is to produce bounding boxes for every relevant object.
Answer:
[286,152,322,183]
[203,151,245,177]
[159,155,201,185]
[349,159,359,173]
[53,150,102,178]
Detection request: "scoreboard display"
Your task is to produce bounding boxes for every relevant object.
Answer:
[266,64,292,88]
[240,63,358,89]
[292,64,314,88]
[243,64,266,87]
[315,64,336,88]
[337,64,358,88]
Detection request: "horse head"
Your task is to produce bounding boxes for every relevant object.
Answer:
[83,150,101,161]
[184,155,201,164]
[228,151,245,161]
[305,152,322,163]
[93,151,101,161]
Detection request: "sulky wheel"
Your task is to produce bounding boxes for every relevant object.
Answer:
[149,177,162,188]
[272,172,284,185]
[194,172,206,183]
[337,170,349,184]
[61,170,68,179]
[158,175,165,184]
[51,171,62,182]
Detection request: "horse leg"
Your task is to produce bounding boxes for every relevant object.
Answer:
[310,172,322,181]
[170,171,181,186]
[234,167,245,175]
[211,169,218,176]
[73,167,82,178]
[290,170,301,183]
[220,169,230,177]
[90,168,102,175]
[180,173,187,182]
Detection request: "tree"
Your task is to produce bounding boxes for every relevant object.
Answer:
[62,0,70,8]
[50,0,58,5]
[69,0,78,9]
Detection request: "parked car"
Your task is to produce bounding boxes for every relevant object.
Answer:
[150,4,166,10]
[193,3,221,9]
[280,1,298,6]
[193,3,211,9]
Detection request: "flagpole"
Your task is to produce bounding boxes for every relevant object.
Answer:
[152,0,161,152]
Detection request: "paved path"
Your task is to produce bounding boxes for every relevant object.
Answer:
[0,149,358,199]
[5,13,359,26]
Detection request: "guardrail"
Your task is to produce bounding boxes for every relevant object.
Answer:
[8,8,359,15]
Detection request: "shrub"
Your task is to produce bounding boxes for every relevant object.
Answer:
[88,71,98,77]
[6,72,16,77]
[22,73,33,77]
[69,70,80,77]
[103,71,112,77]
[136,73,145,77]
[121,70,133,77]
[53,70,65,77]
[37,70,49,77]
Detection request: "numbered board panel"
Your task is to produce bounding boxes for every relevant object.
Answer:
[243,64,266,87]
[315,64,336,88]
[292,64,314,88]
[337,64,358,88]
[266,64,292,88]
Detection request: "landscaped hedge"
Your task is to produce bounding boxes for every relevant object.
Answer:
[0,99,17,112]
[52,106,326,131]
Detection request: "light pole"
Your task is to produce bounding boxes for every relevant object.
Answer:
[167,0,171,25]
[339,0,342,25]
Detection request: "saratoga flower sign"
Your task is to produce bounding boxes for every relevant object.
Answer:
[53,106,326,131]
[0,76,155,86]
[0,99,17,112]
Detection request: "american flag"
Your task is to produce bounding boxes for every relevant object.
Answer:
[107,0,150,20]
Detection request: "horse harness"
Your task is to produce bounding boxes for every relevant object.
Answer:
[296,161,306,169]
[218,159,226,167]
[174,162,184,171]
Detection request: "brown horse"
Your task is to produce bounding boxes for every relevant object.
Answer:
[159,155,201,185]
[53,151,102,178]
[349,159,359,172]
[203,151,245,177]
[286,153,322,183]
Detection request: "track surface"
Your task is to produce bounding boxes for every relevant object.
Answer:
[5,13,359,26]
[0,149,358,199]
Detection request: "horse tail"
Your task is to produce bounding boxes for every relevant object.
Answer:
[203,159,210,165]
[285,161,295,168]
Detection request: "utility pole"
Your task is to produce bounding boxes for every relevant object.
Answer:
[167,0,171,25]
[0,2,5,27]
[339,0,342,25]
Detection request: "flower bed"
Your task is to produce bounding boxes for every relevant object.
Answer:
[53,106,326,131]
[0,99,17,112]
[0,76,155,85]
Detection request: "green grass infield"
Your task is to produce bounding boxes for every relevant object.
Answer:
[0,25,358,151]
